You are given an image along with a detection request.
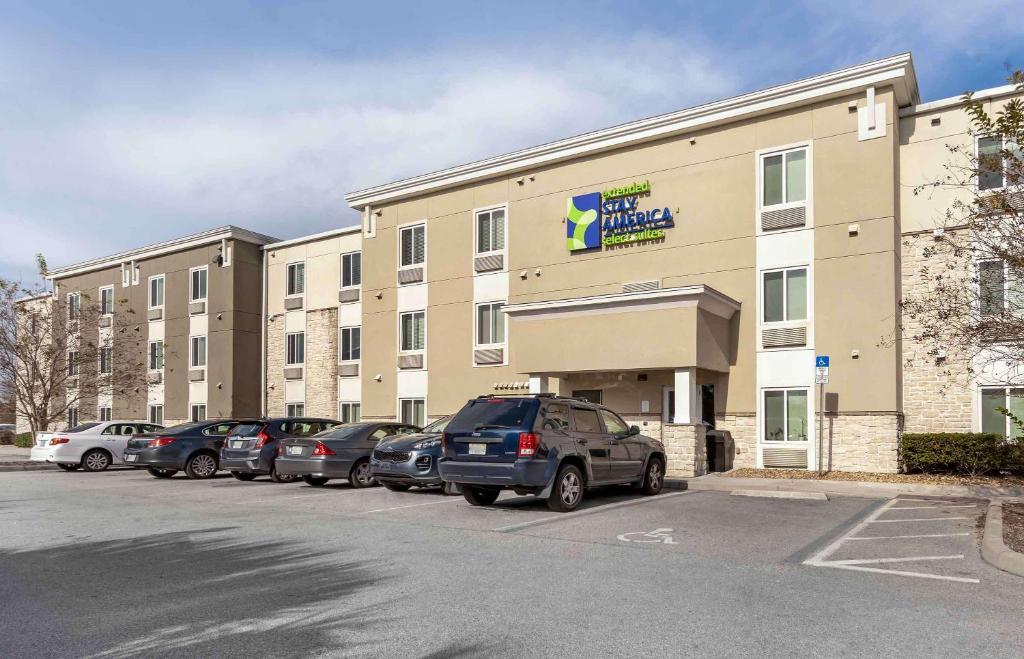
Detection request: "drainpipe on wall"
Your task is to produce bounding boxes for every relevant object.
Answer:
[260,246,267,417]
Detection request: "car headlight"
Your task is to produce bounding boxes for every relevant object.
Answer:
[413,437,441,450]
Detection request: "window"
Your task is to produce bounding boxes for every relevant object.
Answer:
[977,136,1022,191]
[67,351,79,377]
[599,409,629,435]
[99,407,111,422]
[67,293,81,320]
[762,147,807,207]
[191,404,207,422]
[149,405,163,425]
[203,422,234,436]
[148,340,164,370]
[99,286,113,315]
[763,389,808,442]
[400,311,425,352]
[287,262,305,296]
[67,407,79,428]
[286,332,305,365]
[340,402,361,423]
[979,260,1024,316]
[286,403,305,417]
[476,207,506,254]
[981,387,1024,438]
[763,267,807,323]
[99,346,113,374]
[190,336,207,368]
[340,326,361,361]
[400,398,426,426]
[541,403,571,432]
[572,407,602,433]
[341,252,362,288]
[149,275,165,308]
[400,224,426,267]
[190,267,208,302]
[476,302,505,346]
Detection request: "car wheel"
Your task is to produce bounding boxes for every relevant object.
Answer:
[56,463,80,471]
[442,481,460,496]
[303,476,329,487]
[231,471,257,481]
[546,464,584,512]
[382,481,411,492]
[185,453,218,480]
[147,467,177,478]
[462,485,500,506]
[269,465,299,484]
[81,449,111,472]
[349,459,375,488]
[640,456,665,495]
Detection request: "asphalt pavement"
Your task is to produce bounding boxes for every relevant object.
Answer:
[1,468,1022,657]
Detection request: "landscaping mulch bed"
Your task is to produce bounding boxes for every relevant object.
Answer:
[1003,503,1024,554]
[725,467,1024,488]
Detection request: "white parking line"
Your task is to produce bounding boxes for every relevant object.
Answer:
[828,554,965,566]
[493,491,688,533]
[820,564,980,584]
[357,498,461,515]
[847,533,971,541]
[868,517,970,523]
[889,504,976,510]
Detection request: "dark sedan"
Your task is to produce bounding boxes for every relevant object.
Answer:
[275,422,420,488]
[220,417,341,483]
[124,420,239,479]
[370,416,458,493]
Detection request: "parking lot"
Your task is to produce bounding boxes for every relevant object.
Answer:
[2,469,1023,657]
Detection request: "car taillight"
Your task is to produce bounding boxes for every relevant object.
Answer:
[518,432,540,458]
[255,427,272,448]
[50,436,69,445]
[311,441,335,456]
[441,433,449,453]
[148,436,176,448]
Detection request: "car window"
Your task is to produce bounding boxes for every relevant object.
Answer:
[447,398,539,433]
[229,423,263,437]
[315,424,370,439]
[421,416,451,433]
[572,407,602,433]
[101,424,118,435]
[599,409,629,435]
[540,404,571,432]
[203,423,235,437]
[291,422,319,437]
[120,425,137,435]
[398,426,419,435]
[68,422,102,433]
[320,422,342,433]
[369,428,392,441]
[142,424,162,433]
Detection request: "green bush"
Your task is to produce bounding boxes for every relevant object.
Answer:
[13,432,34,449]
[900,432,1019,476]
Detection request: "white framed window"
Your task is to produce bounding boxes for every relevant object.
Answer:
[191,404,206,422]
[149,404,164,425]
[980,387,1024,438]
[763,388,809,442]
[760,146,808,208]
[67,292,81,321]
[99,286,114,316]
[978,259,1024,316]
[190,335,207,368]
[475,302,506,346]
[400,398,426,427]
[67,351,79,377]
[399,311,425,352]
[339,402,361,423]
[977,135,1022,191]
[762,267,807,323]
[190,266,208,302]
[286,262,305,296]
[286,332,305,365]
[475,207,506,255]
[99,406,112,422]
[399,223,426,268]
[67,407,79,428]
[148,340,164,370]
[341,252,362,288]
[286,402,305,417]
[340,326,361,362]
[99,346,113,374]
[149,275,165,309]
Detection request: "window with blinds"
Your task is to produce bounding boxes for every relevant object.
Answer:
[476,208,506,254]
[400,224,426,267]
[400,311,425,352]
[341,252,361,287]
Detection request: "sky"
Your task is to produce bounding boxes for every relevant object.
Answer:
[1,0,1023,284]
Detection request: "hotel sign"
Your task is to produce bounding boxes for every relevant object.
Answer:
[566,180,675,251]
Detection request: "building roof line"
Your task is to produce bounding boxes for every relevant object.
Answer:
[262,224,362,251]
[899,83,1023,118]
[344,53,918,209]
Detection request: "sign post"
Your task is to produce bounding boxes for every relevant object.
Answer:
[814,356,830,475]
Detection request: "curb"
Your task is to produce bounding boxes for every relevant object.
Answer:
[0,462,56,472]
[981,498,1024,578]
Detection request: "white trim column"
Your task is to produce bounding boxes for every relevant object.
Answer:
[528,375,549,394]
[673,368,699,424]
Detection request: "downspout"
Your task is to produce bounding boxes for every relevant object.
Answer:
[260,246,268,417]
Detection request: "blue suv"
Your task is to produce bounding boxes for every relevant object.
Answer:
[438,394,666,512]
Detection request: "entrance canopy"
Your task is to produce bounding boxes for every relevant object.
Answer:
[504,285,740,375]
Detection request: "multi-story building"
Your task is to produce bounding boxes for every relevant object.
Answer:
[262,226,363,421]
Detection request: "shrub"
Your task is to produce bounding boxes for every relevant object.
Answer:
[900,432,1017,476]
[13,432,34,449]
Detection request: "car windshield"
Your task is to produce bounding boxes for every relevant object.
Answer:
[447,399,538,433]
[313,424,370,440]
[421,416,452,434]
[228,423,264,437]
[67,423,101,433]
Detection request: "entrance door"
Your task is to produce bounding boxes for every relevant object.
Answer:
[701,384,715,429]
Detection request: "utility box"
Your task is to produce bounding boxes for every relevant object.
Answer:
[705,430,735,473]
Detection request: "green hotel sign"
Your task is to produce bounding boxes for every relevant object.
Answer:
[566,179,675,251]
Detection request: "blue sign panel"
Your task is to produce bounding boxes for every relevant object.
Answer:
[816,356,830,368]
[567,192,602,251]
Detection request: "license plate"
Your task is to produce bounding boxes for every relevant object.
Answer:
[376,462,391,471]
[231,440,246,449]
[468,443,486,456]
[287,446,303,456]
[125,454,137,463]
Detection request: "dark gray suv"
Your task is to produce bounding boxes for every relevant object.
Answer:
[438,394,666,512]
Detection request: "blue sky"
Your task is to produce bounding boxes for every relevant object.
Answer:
[1,0,1022,284]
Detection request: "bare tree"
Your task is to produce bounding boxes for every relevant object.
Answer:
[0,256,149,435]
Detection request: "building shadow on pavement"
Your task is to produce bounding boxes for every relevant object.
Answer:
[0,527,385,658]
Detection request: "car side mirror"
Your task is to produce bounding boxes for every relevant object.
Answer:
[628,425,640,436]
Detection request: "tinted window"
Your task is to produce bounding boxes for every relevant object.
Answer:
[599,409,628,435]
[142,424,162,433]
[290,422,320,437]
[68,423,101,433]
[120,425,137,435]
[229,423,263,437]
[370,428,393,441]
[572,407,602,433]
[202,423,235,436]
[160,422,204,434]
[540,404,571,432]
[448,399,539,433]
[316,424,370,439]
[422,416,451,434]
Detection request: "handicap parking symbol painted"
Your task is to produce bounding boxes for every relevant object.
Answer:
[617,528,678,544]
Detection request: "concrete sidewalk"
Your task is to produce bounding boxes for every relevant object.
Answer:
[667,472,1024,500]
[0,445,53,471]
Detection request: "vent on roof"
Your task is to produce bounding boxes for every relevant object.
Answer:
[761,206,806,231]
[762,446,808,468]
[623,280,660,294]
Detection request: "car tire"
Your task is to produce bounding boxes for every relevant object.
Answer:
[231,471,257,481]
[349,459,375,488]
[81,449,112,472]
[148,467,177,478]
[546,464,584,513]
[640,456,665,495]
[462,485,500,506]
[442,481,460,496]
[57,463,80,471]
[303,476,329,487]
[269,465,299,484]
[184,452,218,480]
[382,481,411,492]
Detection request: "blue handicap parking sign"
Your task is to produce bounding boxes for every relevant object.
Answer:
[816,356,829,368]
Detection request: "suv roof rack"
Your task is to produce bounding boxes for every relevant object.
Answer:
[474,393,589,403]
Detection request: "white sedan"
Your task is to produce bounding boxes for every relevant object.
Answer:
[30,421,164,472]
